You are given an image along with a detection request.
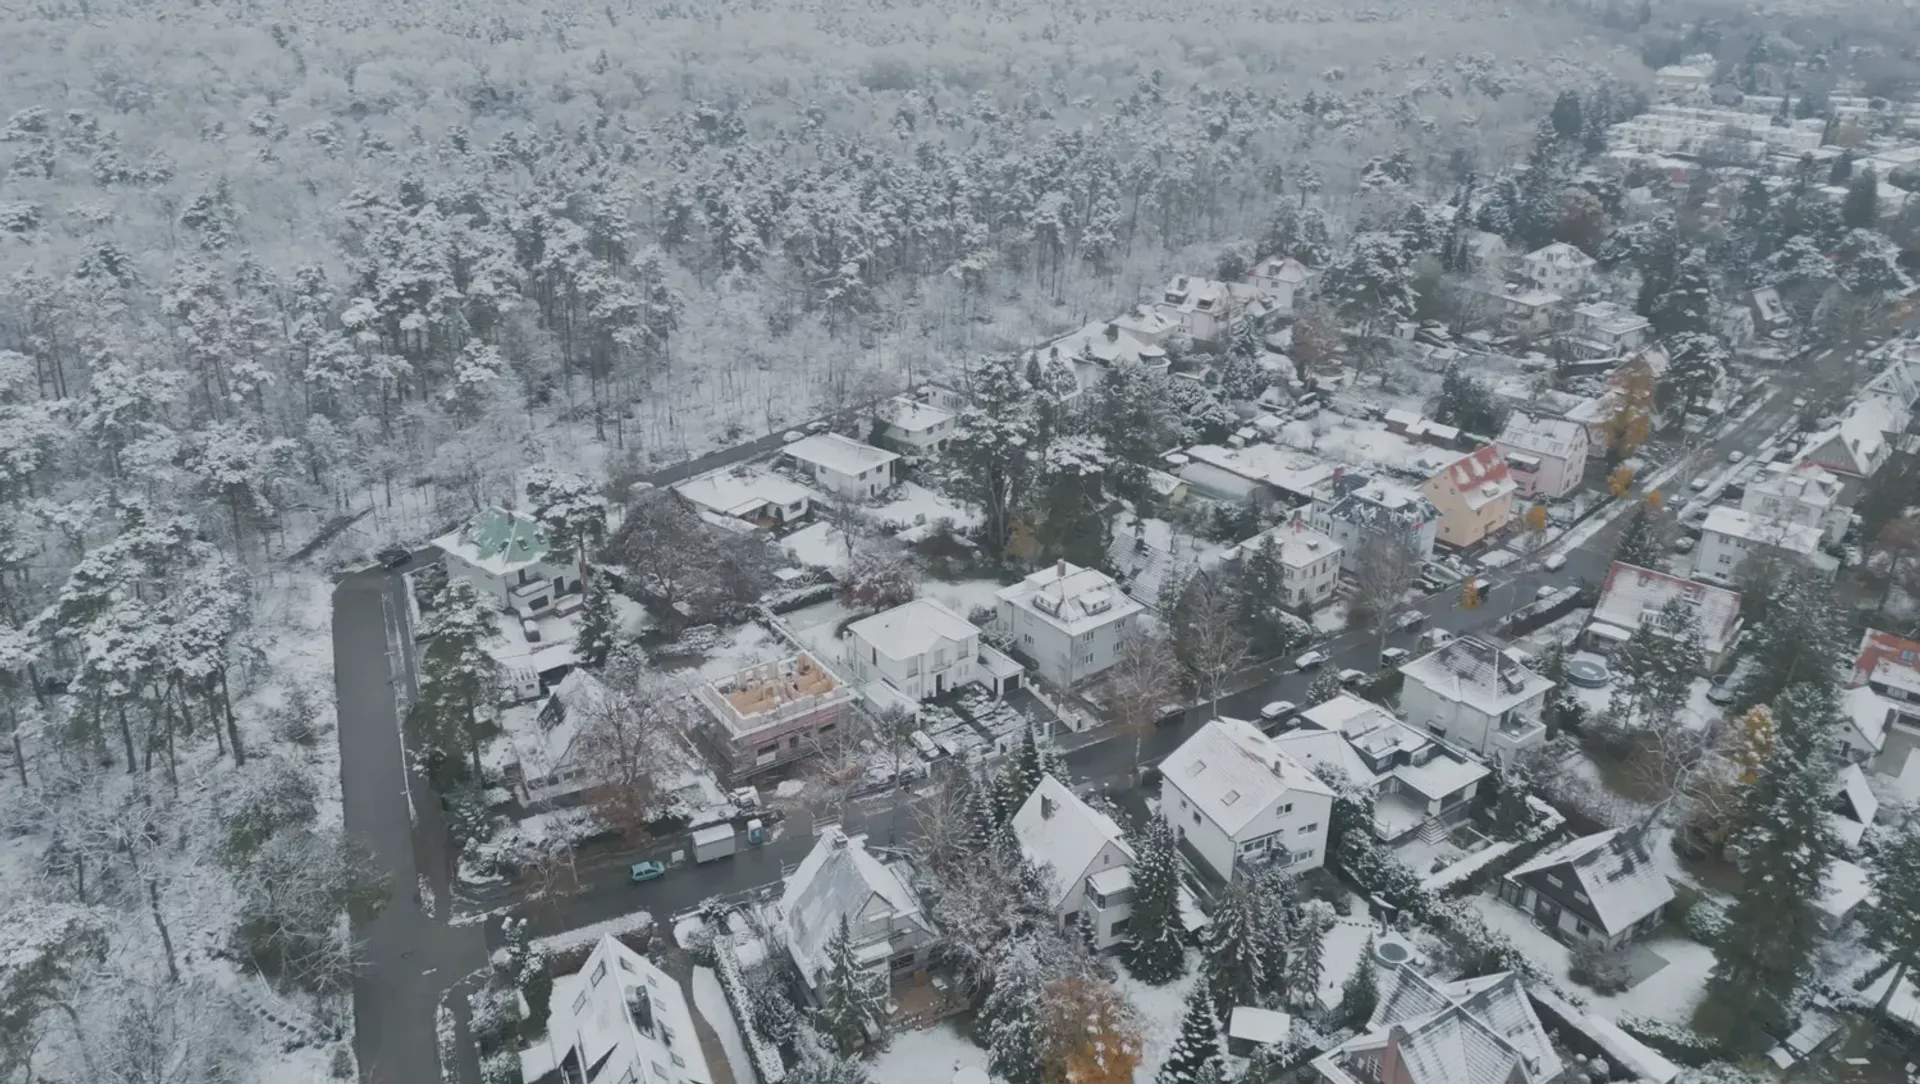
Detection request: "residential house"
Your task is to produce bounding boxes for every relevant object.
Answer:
[1180,443,1340,506]
[1244,256,1316,312]
[1749,286,1791,332]
[783,433,900,500]
[1398,636,1554,763]
[1496,288,1568,337]
[1277,695,1488,844]
[509,669,609,805]
[1010,774,1137,950]
[672,465,814,531]
[690,653,856,778]
[1798,402,1907,492]
[775,825,936,1001]
[1520,242,1597,297]
[1571,300,1651,355]
[1741,461,1850,545]
[1838,684,1892,768]
[995,561,1144,688]
[1040,309,1180,376]
[1654,61,1714,99]
[1312,968,1562,1084]
[871,396,957,457]
[1234,517,1344,609]
[1157,275,1282,343]
[434,506,581,617]
[1159,717,1335,884]
[1421,445,1517,549]
[1695,506,1828,582]
[1827,763,1881,849]
[1814,858,1875,933]
[844,598,1020,701]
[1309,472,1441,573]
[1585,562,1744,673]
[1463,231,1512,275]
[521,935,713,1084]
[1854,629,1920,787]
[1498,830,1674,948]
[1496,413,1591,499]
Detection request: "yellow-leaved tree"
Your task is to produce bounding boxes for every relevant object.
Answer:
[1040,975,1141,1084]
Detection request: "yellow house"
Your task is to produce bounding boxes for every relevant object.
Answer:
[1422,444,1519,548]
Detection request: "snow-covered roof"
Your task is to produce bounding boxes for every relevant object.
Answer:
[1523,242,1596,270]
[541,935,713,1084]
[1229,1006,1293,1045]
[1322,969,1561,1084]
[1804,394,1907,478]
[1234,518,1343,570]
[1841,684,1892,754]
[1506,288,1564,309]
[1392,753,1489,802]
[785,432,900,477]
[778,826,930,984]
[673,464,814,519]
[875,396,955,434]
[1751,286,1788,322]
[1497,412,1588,462]
[846,598,978,662]
[1854,628,1920,698]
[1431,446,1516,510]
[1184,443,1341,498]
[1161,718,1333,836]
[1506,830,1674,937]
[1833,762,1879,827]
[434,506,552,576]
[1318,474,1439,535]
[1010,774,1135,911]
[1701,506,1823,555]
[1039,311,1175,368]
[1815,857,1875,920]
[997,561,1143,635]
[1749,460,1843,512]
[1399,636,1553,716]
[1271,726,1381,786]
[1591,562,1742,657]
[1249,256,1315,286]
[513,669,612,786]
[1573,300,1650,335]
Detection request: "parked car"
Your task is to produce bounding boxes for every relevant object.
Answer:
[806,419,830,433]
[1294,649,1329,670]
[1542,554,1567,572]
[1727,450,1745,463]
[1706,679,1737,706]
[1380,647,1410,667]
[1338,668,1367,686]
[1259,700,1298,723]
[1417,628,1456,651]
[782,430,805,443]
[376,544,413,570]
[1791,396,1808,408]
[628,860,667,883]
[1688,477,1709,492]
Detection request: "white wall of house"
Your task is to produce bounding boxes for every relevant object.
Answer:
[1399,681,1547,763]
[1065,842,1135,949]
[1695,528,1747,581]
[846,629,981,700]
[1498,447,1582,499]
[806,458,894,499]
[997,602,1137,688]
[1159,779,1332,883]
[1283,549,1341,607]
[446,552,579,614]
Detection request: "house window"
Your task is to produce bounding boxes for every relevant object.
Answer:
[1280,803,1293,815]
[1573,889,1590,904]
[590,961,608,987]
[1545,873,1564,888]
[891,952,917,970]
[1299,823,1318,834]
[573,989,590,1014]
[1575,921,1591,936]
[1109,918,1131,936]
[1191,810,1201,826]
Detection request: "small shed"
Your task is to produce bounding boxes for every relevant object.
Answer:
[1227,1007,1293,1059]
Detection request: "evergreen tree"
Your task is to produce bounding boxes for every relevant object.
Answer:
[1090,361,1164,500]
[1123,819,1189,984]
[1203,883,1264,1011]
[1248,867,1295,1001]
[1843,167,1880,230]
[1865,823,1920,1013]
[1698,683,1838,1045]
[1156,977,1225,1084]
[1432,363,1506,435]
[1650,249,1713,337]
[1731,573,1845,712]
[1607,597,1704,730]
[415,578,503,784]
[942,760,987,865]
[788,1029,874,1084]
[983,947,1045,1084]
[1283,900,1333,1011]
[1828,150,1855,184]
[1613,501,1666,568]
[1218,352,1270,402]
[1340,939,1380,1025]
[1305,670,1345,706]
[948,353,1042,552]
[575,575,618,669]
[816,916,884,1055]
[1487,760,1535,841]
[1550,91,1585,142]
[1232,535,1312,654]
[1664,332,1726,421]
[1004,721,1045,812]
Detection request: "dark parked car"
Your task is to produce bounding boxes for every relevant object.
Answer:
[376,545,412,569]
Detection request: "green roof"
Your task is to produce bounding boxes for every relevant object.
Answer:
[464,507,550,564]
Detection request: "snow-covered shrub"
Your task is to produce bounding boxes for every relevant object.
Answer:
[1568,943,1633,995]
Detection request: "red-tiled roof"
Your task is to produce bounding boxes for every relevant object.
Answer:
[1854,628,1920,688]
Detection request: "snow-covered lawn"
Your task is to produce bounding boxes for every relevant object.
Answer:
[869,1021,991,1082]
[919,578,1012,621]
[871,482,982,533]
[783,521,855,574]
[778,597,861,668]
[1318,915,1378,1011]
[1113,952,1202,1084]
[1311,600,1349,636]
[692,966,760,1084]
[1468,894,1715,1024]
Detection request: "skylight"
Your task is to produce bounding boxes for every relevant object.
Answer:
[1222,790,1241,806]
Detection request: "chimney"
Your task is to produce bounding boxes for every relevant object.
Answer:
[1040,795,1056,820]
[1105,323,1120,341]
[1057,559,1067,580]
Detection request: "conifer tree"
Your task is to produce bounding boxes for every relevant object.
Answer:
[1698,683,1838,1045]
[415,578,503,783]
[1123,819,1188,984]
[1203,883,1264,1011]
[1003,722,1045,813]
[1248,868,1294,1001]
[1284,901,1333,1011]
[575,575,618,669]
[1305,670,1345,706]
[1341,938,1380,1025]
[1866,823,1920,1013]
[1156,977,1224,1084]
[983,948,1045,1084]
[815,917,884,1055]
[1607,596,1703,729]
[1732,573,1845,712]
[1613,501,1666,568]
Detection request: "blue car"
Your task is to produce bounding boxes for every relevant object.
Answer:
[629,860,667,883]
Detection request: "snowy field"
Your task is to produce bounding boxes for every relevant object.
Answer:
[1469,896,1717,1025]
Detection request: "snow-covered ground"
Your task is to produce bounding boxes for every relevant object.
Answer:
[1113,953,1202,1084]
[1469,895,1715,1024]
[871,482,982,533]
[693,966,760,1084]
[869,1021,993,1083]
[783,521,856,574]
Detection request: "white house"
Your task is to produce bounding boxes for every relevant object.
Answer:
[1309,473,1441,573]
[1276,695,1488,844]
[1159,717,1334,884]
[1234,517,1343,609]
[1654,62,1713,98]
[1696,506,1828,581]
[1572,300,1651,354]
[996,561,1145,688]
[1496,412,1591,499]
[1854,629,1920,791]
[775,825,936,1000]
[434,506,581,617]
[521,934,713,1084]
[1464,231,1512,275]
[1178,443,1340,506]
[1157,275,1282,342]
[1398,636,1554,763]
[783,433,900,500]
[1520,242,1597,296]
[1742,460,1849,545]
[1011,774,1137,949]
[1587,561,1744,673]
[1244,256,1316,312]
[1498,830,1673,948]
[673,464,814,530]
[844,597,1017,701]
[1313,968,1561,1084]
[1496,288,1567,337]
[871,396,957,457]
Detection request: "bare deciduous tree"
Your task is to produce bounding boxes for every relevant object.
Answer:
[1347,534,1421,662]
[1170,572,1249,714]
[1106,628,1179,772]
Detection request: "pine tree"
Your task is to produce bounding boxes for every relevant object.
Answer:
[1698,683,1838,1045]
[1248,868,1295,1001]
[1203,883,1264,1011]
[1613,502,1666,568]
[815,916,884,1055]
[789,1026,873,1084]
[1866,823,1920,1013]
[1003,722,1044,812]
[1487,760,1535,841]
[1843,167,1880,230]
[1731,573,1845,712]
[1607,597,1704,730]
[983,949,1045,1084]
[1123,819,1188,984]
[1156,977,1225,1084]
[416,578,503,783]
[575,575,618,669]
[1305,670,1345,706]
[1218,352,1270,402]
[1283,900,1333,1011]
[1340,938,1380,1025]
[1650,249,1712,337]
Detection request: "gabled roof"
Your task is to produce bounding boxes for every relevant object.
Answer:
[434,506,552,575]
[1841,684,1892,754]
[1591,562,1742,656]
[1431,446,1516,510]
[1524,241,1596,269]
[785,432,900,477]
[1161,718,1333,836]
[1853,628,1920,697]
[1271,726,1382,786]
[1497,413,1589,462]
[1010,774,1135,910]
[1399,636,1553,715]
[1701,506,1823,555]
[778,826,930,983]
[1505,829,1674,937]
[673,464,814,518]
[846,598,978,662]
[1831,762,1880,828]
[875,396,955,434]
